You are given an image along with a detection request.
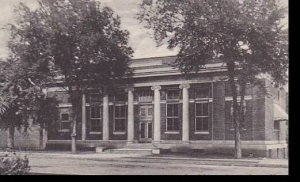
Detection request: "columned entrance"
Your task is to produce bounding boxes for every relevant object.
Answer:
[139,105,153,143]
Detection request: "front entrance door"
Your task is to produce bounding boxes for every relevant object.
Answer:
[139,105,153,143]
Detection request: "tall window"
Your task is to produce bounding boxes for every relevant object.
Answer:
[114,105,126,132]
[90,106,102,133]
[195,102,209,132]
[59,113,71,132]
[166,104,179,131]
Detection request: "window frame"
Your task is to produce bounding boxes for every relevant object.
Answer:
[59,113,71,132]
[166,103,180,133]
[113,105,127,134]
[194,101,210,134]
[89,106,102,134]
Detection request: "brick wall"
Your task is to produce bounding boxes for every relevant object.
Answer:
[221,80,275,142]
[224,99,254,140]
[47,107,68,140]
[44,78,282,143]
[286,92,288,113]
[252,84,266,141]
[212,81,225,140]
[279,88,287,112]
[271,86,287,112]
[264,80,275,141]
[224,100,234,140]
[242,100,253,140]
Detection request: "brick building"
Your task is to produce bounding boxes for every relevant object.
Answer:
[0,56,288,158]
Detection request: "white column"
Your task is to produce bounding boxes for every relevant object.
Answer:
[180,84,190,143]
[102,94,109,140]
[126,88,134,143]
[81,93,86,141]
[151,85,161,143]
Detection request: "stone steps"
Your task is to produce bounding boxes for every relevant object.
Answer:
[101,143,161,155]
[124,143,156,149]
[104,148,160,155]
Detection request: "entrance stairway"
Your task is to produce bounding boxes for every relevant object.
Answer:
[102,143,161,155]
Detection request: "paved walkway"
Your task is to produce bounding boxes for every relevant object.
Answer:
[0,151,288,168]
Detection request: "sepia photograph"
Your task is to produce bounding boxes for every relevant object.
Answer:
[0,0,288,175]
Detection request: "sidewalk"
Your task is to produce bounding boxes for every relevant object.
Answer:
[142,155,289,168]
[0,150,146,160]
[0,150,288,168]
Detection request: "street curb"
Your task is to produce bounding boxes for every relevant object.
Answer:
[143,156,261,163]
[130,156,289,168]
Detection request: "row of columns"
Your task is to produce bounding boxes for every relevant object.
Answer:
[81,84,190,143]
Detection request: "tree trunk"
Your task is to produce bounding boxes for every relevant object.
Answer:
[66,84,77,154]
[39,125,44,150]
[239,81,247,129]
[228,62,242,159]
[71,114,77,154]
[70,90,80,154]
[7,125,15,150]
[234,125,242,159]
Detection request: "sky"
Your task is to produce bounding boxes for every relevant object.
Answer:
[0,0,179,59]
[0,0,288,60]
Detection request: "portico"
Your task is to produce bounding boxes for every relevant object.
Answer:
[80,83,192,144]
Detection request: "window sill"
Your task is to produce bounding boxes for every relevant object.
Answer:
[225,96,253,101]
[165,131,180,134]
[229,128,247,131]
[58,130,70,132]
[166,100,180,103]
[194,131,209,135]
[113,131,126,135]
[195,98,213,102]
[89,132,102,135]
